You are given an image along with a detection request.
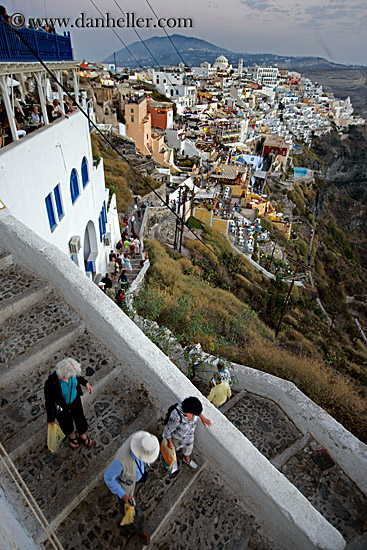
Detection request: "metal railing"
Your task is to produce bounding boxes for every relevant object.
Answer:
[0,21,73,62]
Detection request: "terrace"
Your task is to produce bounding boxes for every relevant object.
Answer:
[0,20,73,63]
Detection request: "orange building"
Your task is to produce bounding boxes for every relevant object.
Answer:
[125,96,174,168]
[147,101,174,129]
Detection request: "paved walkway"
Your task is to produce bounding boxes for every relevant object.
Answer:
[192,376,367,544]
[0,249,278,550]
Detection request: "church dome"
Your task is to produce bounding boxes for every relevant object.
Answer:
[213,55,229,70]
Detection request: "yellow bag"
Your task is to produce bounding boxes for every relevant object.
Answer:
[47,424,65,453]
[120,503,136,526]
[160,438,177,471]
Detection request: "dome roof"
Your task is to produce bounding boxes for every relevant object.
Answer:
[213,55,229,70]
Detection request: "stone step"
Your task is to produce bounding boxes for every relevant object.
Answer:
[280,442,367,542]
[270,432,313,470]
[153,466,263,550]
[222,391,302,461]
[0,329,128,451]
[0,291,80,366]
[137,459,208,550]
[0,251,12,270]
[0,263,45,313]
[0,284,53,325]
[13,373,154,542]
[345,532,367,550]
[0,321,85,383]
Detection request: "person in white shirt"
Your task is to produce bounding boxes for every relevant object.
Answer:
[30,105,43,127]
[133,237,140,255]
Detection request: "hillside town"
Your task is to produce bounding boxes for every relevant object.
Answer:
[76,54,365,265]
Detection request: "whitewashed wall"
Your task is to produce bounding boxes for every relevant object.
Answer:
[199,359,367,497]
[0,487,40,550]
[0,111,108,275]
[0,209,345,550]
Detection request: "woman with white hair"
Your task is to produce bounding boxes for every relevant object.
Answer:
[44,357,93,449]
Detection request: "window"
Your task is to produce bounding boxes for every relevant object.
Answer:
[70,169,79,204]
[98,215,103,242]
[101,203,106,234]
[131,115,134,123]
[53,184,64,219]
[81,157,89,188]
[45,193,57,231]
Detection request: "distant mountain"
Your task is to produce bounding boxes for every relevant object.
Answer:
[103,34,347,70]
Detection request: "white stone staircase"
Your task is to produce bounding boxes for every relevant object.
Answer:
[0,250,277,550]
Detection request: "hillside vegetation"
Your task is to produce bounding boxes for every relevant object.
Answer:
[91,133,161,211]
[137,228,367,443]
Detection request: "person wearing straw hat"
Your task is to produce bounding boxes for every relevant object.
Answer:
[104,431,159,546]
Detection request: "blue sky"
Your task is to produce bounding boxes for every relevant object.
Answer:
[10,0,367,65]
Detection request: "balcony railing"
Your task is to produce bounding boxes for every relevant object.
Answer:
[0,20,73,62]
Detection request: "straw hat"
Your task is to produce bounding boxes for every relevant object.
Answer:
[130,431,160,464]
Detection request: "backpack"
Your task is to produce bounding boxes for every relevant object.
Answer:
[164,403,181,426]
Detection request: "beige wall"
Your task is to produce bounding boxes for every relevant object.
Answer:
[212,217,228,234]
[194,207,212,225]
[126,100,152,156]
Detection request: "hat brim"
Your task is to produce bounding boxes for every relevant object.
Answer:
[130,431,160,464]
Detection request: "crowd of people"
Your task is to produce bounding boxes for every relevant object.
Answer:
[0,91,74,147]
[1,5,56,33]
[99,211,148,306]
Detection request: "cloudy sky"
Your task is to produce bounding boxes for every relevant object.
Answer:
[11,0,367,65]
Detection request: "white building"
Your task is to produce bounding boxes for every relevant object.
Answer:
[213,55,231,71]
[0,36,120,280]
[254,67,279,87]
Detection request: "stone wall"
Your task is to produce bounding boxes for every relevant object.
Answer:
[139,183,167,207]
[0,209,345,550]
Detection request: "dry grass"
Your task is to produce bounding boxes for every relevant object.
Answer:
[91,133,133,212]
[237,337,367,442]
[143,238,367,443]
[91,133,161,212]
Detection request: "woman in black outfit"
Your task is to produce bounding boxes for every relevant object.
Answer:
[44,357,93,449]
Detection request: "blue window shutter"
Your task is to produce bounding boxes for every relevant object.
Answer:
[81,157,89,187]
[98,215,103,242]
[54,184,63,218]
[101,208,106,234]
[45,193,56,231]
[103,201,107,223]
[70,169,79,204]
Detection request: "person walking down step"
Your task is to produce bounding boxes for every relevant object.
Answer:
[44,358,93,449]
[207,373,231,408]
[124,253,133,273]
[210,361,232,387]
[162,397,211,473]
[104,431,160,546]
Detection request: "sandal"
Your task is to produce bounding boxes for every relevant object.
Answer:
[139,531,150,546]
[69,437,79,449]
[81,435,93,448]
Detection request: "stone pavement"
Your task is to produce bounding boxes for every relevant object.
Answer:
[175,364,367,545]
[0,249,280,550]
[194,377,367,544]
